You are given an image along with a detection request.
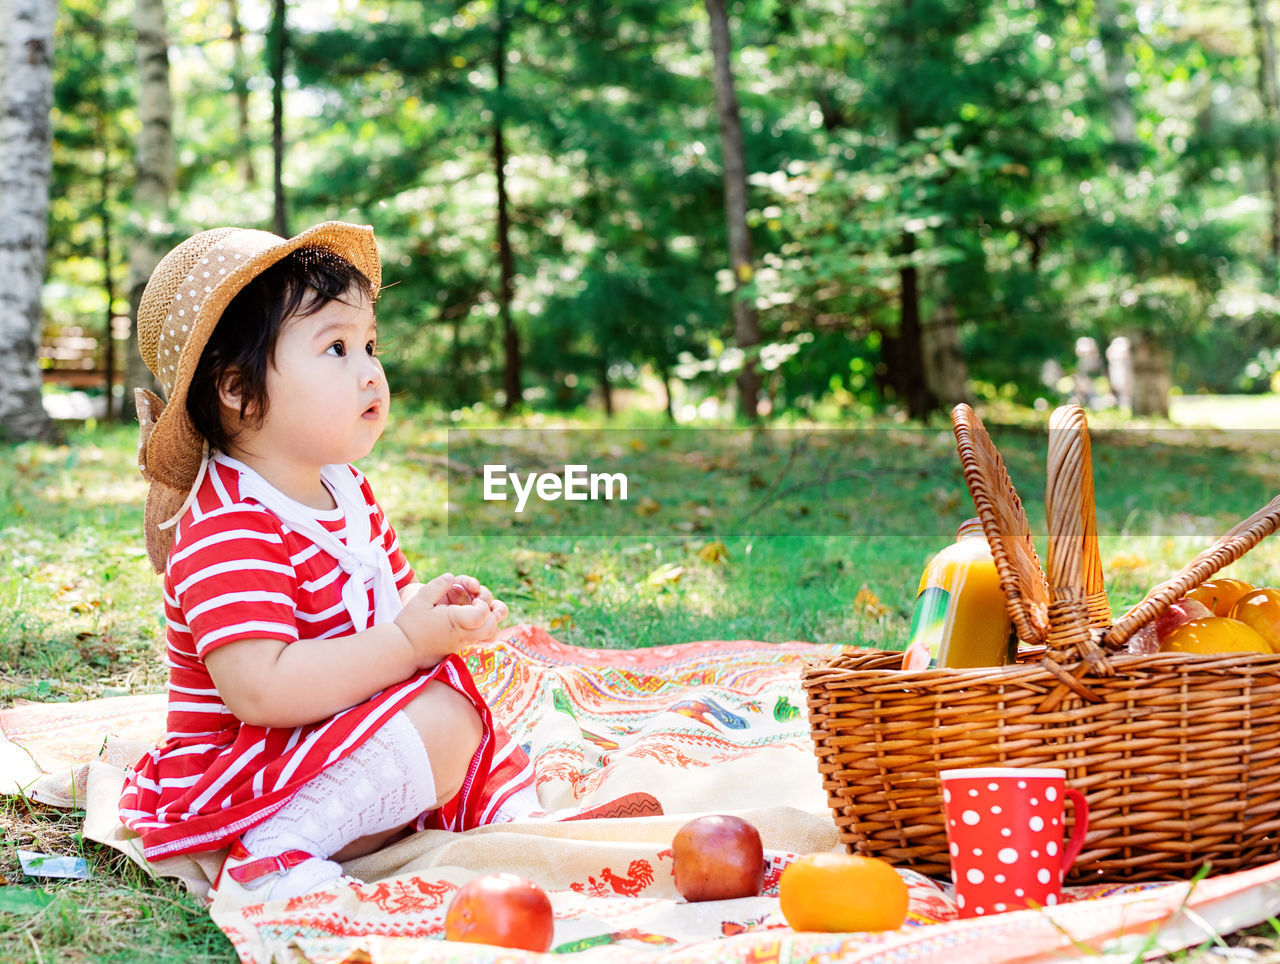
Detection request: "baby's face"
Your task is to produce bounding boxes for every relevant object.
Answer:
[251,288,390,473]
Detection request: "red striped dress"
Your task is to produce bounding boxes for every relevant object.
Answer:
[119,456,521,860]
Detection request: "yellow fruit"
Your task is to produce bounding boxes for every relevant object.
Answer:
[778,853,908,933]
[1228,588,1280,652]
[1185,579,1254,617]
[1160,616,1271,655]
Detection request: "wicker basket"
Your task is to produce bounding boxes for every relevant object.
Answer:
[804,403,1280,883]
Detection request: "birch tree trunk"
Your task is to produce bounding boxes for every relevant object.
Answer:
[0,0,55,441]
[705,0,761,420]
[125,0,174,418]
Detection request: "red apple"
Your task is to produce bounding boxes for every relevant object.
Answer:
[443,873,554,952]
[437,582,475,607]
[1153,597,1213,643]
[672,814,766,902]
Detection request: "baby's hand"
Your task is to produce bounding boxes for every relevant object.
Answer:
[394,573,499,666]
[450,573,510,629]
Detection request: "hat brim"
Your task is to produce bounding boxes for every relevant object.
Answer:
[141,220,380,554]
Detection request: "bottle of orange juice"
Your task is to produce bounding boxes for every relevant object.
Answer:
[901,518,1014,670]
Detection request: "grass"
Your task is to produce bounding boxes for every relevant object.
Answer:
[0,798,229,963]
[5,398,1280,961]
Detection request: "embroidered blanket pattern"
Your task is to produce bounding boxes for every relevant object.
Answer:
[5,626,1280,963]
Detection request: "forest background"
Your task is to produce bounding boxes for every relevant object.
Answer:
[11,0,1280,433]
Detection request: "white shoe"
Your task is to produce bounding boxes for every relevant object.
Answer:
[210,838,352,906]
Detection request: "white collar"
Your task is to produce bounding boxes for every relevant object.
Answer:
[217,454,403,632]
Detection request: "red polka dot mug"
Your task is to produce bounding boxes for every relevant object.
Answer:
[940,767,1090,918]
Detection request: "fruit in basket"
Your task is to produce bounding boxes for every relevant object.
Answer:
[443,873,554,951]
[1151,598,1214,643]
[1159,616,1271,655]
[778,853,908,932]
[1185,579,1254,617]
[1228,588,1280,651]
[672,815,766,901]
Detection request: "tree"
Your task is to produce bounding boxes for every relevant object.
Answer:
[1251,0,1280,270]
[535,258,702,420]
[35,0,1270,419]
[705,0,761,420]
[286,1,726,415]
[49,0,134,422]
[494,0,521,410]
[1098,0,1168,417]
[124,0,174,419]
[758,0,1017,417]
[510,0,729,419]
[0,0,56,441]
[886,7,933,420]
[268,0,287,236]
[227,0,256,188]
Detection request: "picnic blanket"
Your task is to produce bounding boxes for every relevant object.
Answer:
[5,625,1280,963]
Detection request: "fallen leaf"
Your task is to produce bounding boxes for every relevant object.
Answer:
[696,541,730,564]
[635,496,661,517]
[646,563,685,588]
[854,585,889,618]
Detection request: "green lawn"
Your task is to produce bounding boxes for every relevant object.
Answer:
[5,399,1280,961]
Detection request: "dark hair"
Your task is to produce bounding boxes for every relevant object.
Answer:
[186,247,374,454]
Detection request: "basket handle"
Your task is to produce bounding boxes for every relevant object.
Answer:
[1044,405,1111,672]
[1046,405,1110,626]
[951,404,1051,644]
[1104,493,1280,650]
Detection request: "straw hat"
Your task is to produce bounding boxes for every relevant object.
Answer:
[134,221,381,572]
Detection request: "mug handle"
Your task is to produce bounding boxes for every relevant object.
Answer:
[1060,787,1090,873]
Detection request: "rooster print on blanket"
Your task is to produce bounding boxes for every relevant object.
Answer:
[570,859,657,898]
[358,877,457,914]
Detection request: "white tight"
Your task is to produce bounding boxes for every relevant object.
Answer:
[241,710,436,900]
